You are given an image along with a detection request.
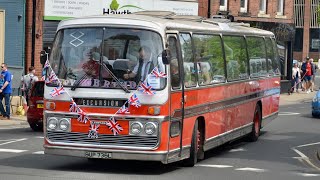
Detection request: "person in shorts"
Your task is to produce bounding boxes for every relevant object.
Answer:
[301,57,314,93]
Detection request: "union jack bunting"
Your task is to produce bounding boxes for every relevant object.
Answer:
[77,111,89,123]
[50,86,65,97]
[69,101,78,112]
[151,67,167,78]
[128,94,141,108]
[88,121,100,139]
[116,105,130,114]
[106,117,123,135]
[44,60,50,69]
[138,82,156,95]
[46,71,58,83]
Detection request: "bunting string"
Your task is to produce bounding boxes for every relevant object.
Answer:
[43,59,167,139]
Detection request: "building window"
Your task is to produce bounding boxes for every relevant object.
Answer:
[240,0,248,13]
[220,0,228,11]
[259,0,267,14]
[277,0,284,15]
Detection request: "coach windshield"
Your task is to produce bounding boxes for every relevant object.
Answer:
[49,27,165,90]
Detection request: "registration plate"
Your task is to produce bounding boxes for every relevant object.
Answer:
[84,151,112,159]
[37,104,44,108]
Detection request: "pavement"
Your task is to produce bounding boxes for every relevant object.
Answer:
[0,114,28,127]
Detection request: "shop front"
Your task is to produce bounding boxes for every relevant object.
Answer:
[43,0,199,50]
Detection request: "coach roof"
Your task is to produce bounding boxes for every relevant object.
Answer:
[57,13,274,37]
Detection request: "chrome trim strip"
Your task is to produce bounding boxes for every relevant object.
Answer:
[204,123,253,151]
[44,145,168,154]
[261,111,278,127]
[44,145,168,164]
[171,88,280,120]
[45,136,159,151]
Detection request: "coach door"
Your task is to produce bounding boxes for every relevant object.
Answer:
[167,34,185,161]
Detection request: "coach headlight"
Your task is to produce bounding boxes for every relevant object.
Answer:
[145,122,157,135]
[130,122,143,135]
[47,117,58,131]
[59,118,70,131]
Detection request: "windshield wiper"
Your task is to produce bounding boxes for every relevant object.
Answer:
[70,72,90,91]
[101,63,130,93]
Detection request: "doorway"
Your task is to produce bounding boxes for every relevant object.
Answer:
[0,10,4,64]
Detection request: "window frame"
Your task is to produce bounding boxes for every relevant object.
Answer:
[220,0,228,11]
[246,36,268,78]
[178,32,198,88]
[240,0,248,13]
[167,35,182,90]
[259,0,267,14]
[222,35,250,82]
[193,33,226,86]
[277,0,284,16]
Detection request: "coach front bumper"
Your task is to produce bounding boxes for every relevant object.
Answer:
[44,145,168,164]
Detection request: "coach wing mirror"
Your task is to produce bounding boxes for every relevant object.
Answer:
[161,49,171,65]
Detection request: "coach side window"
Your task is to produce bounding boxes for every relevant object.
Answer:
[265,38,276,75]
[179,33,197,87]
[271,38,281,75]
[223,36,249,81]
[247,37,268,77]
[193,34,225,85]
[168,37,181,89]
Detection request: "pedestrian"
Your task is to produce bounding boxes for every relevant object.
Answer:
[310,58,318,92]
[301,57,314,94]
[292,62,301,93]
[0,63,12,119]
[21,66,38,106]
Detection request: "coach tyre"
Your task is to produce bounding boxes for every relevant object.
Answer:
[247,104,261,142]
[184,120,199,167]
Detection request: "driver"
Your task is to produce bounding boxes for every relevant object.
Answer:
[123,46,154,82]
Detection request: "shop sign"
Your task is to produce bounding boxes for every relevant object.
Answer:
[44,0,199,20]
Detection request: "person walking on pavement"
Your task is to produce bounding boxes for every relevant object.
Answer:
[301,57,314,93]
[0,63,12,119]
[310,58,318,92]
[292,62,301,93]
[21,66,38,106]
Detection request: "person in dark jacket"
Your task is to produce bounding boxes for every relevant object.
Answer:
[301,57,314,93]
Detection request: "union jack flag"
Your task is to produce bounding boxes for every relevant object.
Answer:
[46,71,58,83]
[116,105,130,114]
[151,67,167,78]
[138,82,156,95]
[128,94,141,108]
[106,117,123,135]
[50,86,65,97]
[69,101,78,112]
[88,121,100,139]
[44,60,50,69]
[77,111,89,123]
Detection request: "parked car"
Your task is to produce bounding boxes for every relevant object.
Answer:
[27,81,44,131]
[312,91,320,117]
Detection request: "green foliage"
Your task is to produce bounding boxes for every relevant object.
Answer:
[317,5,320,24]
[110,0,119,10]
